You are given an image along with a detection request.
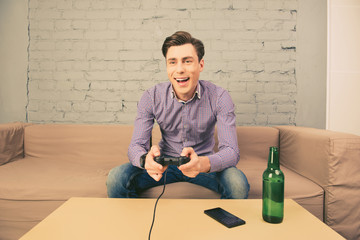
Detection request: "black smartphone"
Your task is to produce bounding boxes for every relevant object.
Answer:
[204,207,246,228]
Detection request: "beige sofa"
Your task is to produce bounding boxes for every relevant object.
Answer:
[0,122,359,240]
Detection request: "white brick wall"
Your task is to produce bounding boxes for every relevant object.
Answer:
[27,0,297,125]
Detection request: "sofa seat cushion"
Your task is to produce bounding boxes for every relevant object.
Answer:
[0,157,113,201]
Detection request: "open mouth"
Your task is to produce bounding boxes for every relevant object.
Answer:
[175,77,190,83]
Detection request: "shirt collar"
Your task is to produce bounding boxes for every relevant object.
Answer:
[171,83,201,103]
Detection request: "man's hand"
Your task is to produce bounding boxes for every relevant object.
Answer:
[178,147,211,178]
[144,145,167,181]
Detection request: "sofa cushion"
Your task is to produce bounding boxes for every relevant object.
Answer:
[234,126,280,162]
[0,157,111,200]
[24,124,133,164]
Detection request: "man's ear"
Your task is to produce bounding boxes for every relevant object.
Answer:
[199,59,204,72]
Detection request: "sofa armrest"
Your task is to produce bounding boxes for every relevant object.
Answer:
[0,122,27,165]
[276,125,360,240]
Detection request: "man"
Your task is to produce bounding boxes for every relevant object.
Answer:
[107,31,249,199]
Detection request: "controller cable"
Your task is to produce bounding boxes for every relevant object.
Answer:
[148,168,168,240]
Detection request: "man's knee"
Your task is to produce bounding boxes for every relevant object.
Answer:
[219,167,250,199]
[106,163,136,198]
[107,164,128,185]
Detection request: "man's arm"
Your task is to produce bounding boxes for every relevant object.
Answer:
[127,91,167,181]
[127,91,155,168]
[207,90,240,172]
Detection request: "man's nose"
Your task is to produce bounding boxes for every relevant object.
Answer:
[176,62,185,73]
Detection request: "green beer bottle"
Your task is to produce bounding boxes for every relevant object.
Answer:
[262,146,284,223]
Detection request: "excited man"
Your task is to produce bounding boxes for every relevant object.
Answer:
[106,31,249,199]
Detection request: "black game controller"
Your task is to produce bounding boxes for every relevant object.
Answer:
[154,156,191,166]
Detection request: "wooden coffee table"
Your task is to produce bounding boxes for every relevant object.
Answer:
[20,197,344,240]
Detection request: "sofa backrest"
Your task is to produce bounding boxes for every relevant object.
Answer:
[24,124,279,166]
[233,126,279,163]
[25,124,134,165]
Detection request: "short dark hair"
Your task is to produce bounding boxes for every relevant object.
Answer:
[162,31,205,61]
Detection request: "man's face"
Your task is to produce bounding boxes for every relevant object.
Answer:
[166,43,204,102]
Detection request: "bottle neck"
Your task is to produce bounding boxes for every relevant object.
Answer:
[268,147,280,169]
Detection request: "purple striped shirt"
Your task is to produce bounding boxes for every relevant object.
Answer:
[128,80,240,172]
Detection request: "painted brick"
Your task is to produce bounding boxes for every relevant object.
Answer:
[118,51,153,61]
[39,61,56,70]
[30,9,62,19]
[56,101,72,111]
[107,81,124,90]
[106,102,123,112]
[38,80,56,90]
[258,104,276,114]
[268,113,291,125]
[74,80,90,90]
[86,90,122,101]
[258,10,293,20]
[29,111,64,122]
[236,104,257,114]
[90,81,107,90]
[37,20,55,30]
[56,80,73,90]
[63,112,81,122]
[86,51,118,61]
[233,0,250,9]
[79,112,115,122]
[258,31,290,40]
[62,10,87,19]
[73,0,91,10]
[90,101,106,112]
[85,71,118,81]
[73,61,90,71]
[59,90,87,101]
[57,0,72,10]
[72,102,90,112]
[73,20,90,29]
[85,30,118,40]
[54,50,86,60]
[266,1,284,10]
[115,112,136,124]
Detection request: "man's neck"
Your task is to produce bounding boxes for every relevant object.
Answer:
[172,84,200,103]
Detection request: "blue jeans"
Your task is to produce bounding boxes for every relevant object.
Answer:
[106,163,250,199]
